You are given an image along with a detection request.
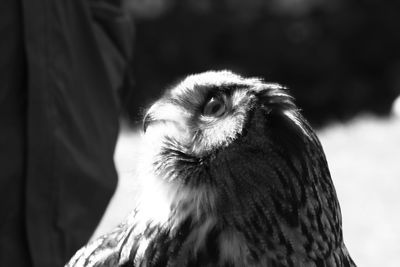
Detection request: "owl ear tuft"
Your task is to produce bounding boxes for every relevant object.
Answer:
[255,83,314,142]
[266,108,316,169]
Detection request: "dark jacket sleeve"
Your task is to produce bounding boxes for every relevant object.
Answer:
[21,1,134,266]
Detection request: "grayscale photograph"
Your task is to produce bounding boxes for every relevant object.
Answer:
[1,0,399,266]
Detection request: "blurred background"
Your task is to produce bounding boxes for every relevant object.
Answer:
[120,0,400,126]
[97,0,400,266]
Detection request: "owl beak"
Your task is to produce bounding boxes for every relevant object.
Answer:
[143,112,155,133]
[143,102,188,134]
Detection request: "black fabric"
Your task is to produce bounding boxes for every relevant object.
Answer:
[0,0,30,266]
[0,0,133,266]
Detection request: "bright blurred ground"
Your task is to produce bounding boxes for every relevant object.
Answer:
[93,111,400,267]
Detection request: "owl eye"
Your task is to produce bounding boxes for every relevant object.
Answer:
[203,96,227,117]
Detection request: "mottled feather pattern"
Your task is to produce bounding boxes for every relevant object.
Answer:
[66,70,355,267]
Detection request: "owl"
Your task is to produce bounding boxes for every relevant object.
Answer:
[66,71,355,266]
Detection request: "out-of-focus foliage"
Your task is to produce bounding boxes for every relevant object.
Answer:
[122,0,400,126]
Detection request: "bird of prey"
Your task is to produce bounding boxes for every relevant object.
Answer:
[66,71,355,267]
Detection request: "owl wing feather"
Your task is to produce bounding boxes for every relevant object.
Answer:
[66,211,140,267]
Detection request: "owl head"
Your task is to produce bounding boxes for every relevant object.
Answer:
[143,70,318,184]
